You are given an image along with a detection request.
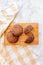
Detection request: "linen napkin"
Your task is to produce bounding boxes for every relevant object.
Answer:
[0,3,40,65]
[0,3,18,37]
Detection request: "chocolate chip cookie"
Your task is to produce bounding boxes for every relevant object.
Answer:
[7,31,18,43]
[11,24,23,36]
[24,25,33,34]
[25,33,34,43]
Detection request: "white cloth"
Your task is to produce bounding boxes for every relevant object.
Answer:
[0,3,40,65]
[0,3,18,37]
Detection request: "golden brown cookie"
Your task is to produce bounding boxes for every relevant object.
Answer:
[25,33,34,43]
[24,25,33,34]
[11,24,23,36]
[7,31,18,43]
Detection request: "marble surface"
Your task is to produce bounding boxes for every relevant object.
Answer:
[0,0,43,65]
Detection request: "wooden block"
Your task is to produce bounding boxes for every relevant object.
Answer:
[4,22,38,46]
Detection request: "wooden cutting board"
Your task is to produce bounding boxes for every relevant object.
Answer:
[4,22,38,46]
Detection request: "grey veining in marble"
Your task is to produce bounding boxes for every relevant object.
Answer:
[0,0,43,65]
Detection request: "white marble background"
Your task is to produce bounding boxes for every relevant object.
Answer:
[0,0,43,65]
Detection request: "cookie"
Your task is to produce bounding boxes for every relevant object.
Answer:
[11,24,23,36]
[7,31,18,43]
[24,25,33,34]
[25,33,34,43]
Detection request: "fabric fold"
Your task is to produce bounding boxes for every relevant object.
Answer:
[0,3,40,65]
[0,4,18,37]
